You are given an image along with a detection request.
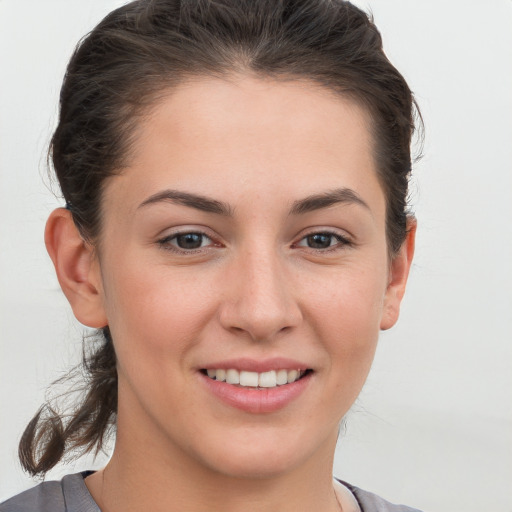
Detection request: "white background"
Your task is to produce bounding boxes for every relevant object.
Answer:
[1,1,511,510]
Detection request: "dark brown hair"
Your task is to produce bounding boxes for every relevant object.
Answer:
[20,0,422,476]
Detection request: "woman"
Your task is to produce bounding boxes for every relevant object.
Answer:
[1,1,422,511]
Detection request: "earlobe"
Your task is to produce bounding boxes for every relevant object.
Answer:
[45,208,108,328]
[380,218,417,331]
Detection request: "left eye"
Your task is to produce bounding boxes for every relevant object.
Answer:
[160,232,212,250]
[296,232,347,250]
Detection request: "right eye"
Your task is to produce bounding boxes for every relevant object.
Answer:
[158,231,214,252]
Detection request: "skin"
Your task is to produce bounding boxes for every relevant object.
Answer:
[46,75,415,512]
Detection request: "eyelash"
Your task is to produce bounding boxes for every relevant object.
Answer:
[294,231,352,252]
[157,230,352,254]
[157,231,216,254]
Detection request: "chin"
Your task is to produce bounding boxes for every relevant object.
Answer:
[193,427,333,481]
[205,451,301,480]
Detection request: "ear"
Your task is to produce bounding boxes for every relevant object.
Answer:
[380,218,417,331]
[45,208,108,328]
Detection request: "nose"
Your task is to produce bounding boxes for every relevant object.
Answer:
[218,247,303,342]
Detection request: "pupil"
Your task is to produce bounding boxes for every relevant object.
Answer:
[177,233,203,249]
[307,234,332,249]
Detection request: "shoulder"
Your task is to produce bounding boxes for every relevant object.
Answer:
[0,480,65,512]
[338,479,424,512]
[0,472,99,512]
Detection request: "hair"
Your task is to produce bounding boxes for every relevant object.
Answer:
[20,0,422,476]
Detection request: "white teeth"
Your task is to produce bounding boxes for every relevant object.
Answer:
[287,369,299,383]
[226,369,240,384]
[258,370,276,388]
[276,369,288,385]
[240,371,259,387]
[205,368,306,387]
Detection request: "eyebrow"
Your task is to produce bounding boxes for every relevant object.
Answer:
[289,188,370,215]
[138,189,233,216]
[137,186,369,217]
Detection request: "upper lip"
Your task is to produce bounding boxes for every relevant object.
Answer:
[199,357,311,373]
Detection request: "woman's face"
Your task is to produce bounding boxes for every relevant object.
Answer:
[87,76,410,478]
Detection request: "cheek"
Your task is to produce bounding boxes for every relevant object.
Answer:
[304,262,388,360]
[101,259,218,363]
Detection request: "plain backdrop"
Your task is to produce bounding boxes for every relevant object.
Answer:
[1,1,511,511]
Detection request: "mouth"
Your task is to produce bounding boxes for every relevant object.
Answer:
[198,359,314,413]
[200,368,313,389]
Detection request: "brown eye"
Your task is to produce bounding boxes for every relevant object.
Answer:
[296,231,351,251]
[306,233,333,249]
[175,233,205,249]
[159,231,213,252]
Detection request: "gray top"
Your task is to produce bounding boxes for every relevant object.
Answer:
[0,472,423,512]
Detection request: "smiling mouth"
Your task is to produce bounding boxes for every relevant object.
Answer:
[201,368,312,389]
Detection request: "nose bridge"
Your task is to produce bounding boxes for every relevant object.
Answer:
[220,241,301,341]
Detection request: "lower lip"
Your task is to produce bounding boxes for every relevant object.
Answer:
[199,372,312,413]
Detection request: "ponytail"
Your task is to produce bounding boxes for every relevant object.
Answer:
[18,327,117,476]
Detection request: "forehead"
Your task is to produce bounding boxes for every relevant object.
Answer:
[140,75,374,157]
[107,75,383,215]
